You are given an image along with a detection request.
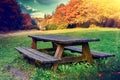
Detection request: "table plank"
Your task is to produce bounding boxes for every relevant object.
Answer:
[29,34,100,45]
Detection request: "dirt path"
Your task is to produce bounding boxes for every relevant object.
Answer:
[9,67,29,80]
[0,30,42,37]
[0,29,80,37]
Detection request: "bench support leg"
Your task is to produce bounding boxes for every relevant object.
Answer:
[82,43,94,64]
[31,39,37,49]
[53,44,64,71]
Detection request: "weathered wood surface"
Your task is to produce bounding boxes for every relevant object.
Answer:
[60,56,83,63]
[53,44,64,71]
[64,46,115,58]
[82,43,94,64]
[31,39,37,49]
[15,47,61,63]
[29,34,100,45]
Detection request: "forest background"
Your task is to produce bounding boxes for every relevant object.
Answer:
[1,0,120,32]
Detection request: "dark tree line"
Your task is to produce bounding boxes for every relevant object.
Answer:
[0,0,22,31]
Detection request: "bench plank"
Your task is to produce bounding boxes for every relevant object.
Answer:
[23,47,59,61]
[65,46,115,58]
[16,47,48,62]
[15,47,61,63]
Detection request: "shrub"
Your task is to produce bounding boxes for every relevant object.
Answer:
[57,23,68,29]
[46,23,68,30]
[46,24,58,30]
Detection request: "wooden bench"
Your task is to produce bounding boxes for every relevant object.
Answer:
[15,47,61,64]
[65,46,115,59]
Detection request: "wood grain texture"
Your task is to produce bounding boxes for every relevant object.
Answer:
[15,47,61,63]
[31,39,37,49]
[64,46,115,58]
[82,43,94,64]
[53,44,64,71]
[29,34,100,45]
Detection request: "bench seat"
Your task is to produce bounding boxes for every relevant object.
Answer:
[15,47,61,63]
[65,46,115,58]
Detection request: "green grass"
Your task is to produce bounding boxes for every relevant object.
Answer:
[0,29,120,80]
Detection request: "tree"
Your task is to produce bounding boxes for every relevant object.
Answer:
[0,0,22,31]
[50,0,120,28]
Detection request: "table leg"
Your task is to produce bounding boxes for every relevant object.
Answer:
[53,44,64,71]
[31,39,37,49]
[52,42,56,48]
[82,43,94,64]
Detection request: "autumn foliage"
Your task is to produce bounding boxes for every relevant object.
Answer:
[1,0,120,31]
[47,0,120,29]
[21,13,34,29]
[0,0,22,31]
[52,0,87,24]
[0,0,38,32]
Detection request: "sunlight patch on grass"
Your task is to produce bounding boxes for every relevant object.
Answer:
[0,28,120,38]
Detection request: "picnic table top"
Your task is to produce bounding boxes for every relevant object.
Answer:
[29,34,100,45]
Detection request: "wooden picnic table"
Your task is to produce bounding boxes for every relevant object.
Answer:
[28,34,100,71]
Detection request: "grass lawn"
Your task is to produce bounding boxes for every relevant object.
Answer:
[0,28,120,80]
